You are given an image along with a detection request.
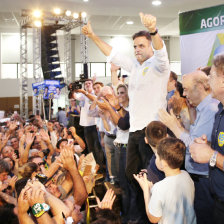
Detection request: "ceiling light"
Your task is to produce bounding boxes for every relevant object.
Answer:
[53,8,61,15]
[32,10,42,18]
[81,12,87,18]
[83,0,89,2]
[126,21,134,25]
[34,20,42,27]
[152,0,162,6]
[73,13,79,19]
[65,10,72,16]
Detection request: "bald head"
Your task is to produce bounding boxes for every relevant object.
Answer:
[182,70,210,106]
[183,70,210,91]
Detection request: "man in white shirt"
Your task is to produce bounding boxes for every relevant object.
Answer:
[73,79,104,168]
[82,13,170,223]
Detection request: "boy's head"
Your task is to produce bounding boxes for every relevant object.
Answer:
[145,121,167,148]
[156,137,186,171]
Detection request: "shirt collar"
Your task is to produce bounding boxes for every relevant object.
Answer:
[196,94,212,112]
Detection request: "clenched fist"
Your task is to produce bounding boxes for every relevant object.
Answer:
[139,12,157,33]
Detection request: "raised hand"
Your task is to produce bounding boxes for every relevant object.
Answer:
[139,12,157,33]
[96,188,116,210]
[82,21,94,38]
[133,173,153,193]
[110,63,120,72]
[40,129,50,143]
[25,132,35,146]
[97,98,112,111]
[69,126,77,136]
[60,149,76,171]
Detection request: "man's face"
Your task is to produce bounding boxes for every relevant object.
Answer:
[2,146,14,159]
[11,138,19,150]
[134,36,153,64]
[182,77,200,107]
[93,84,102,96]
[56,88,60,94]
[84,81,93,93]
[0,172,8,182]
[209,65,224,101]
[45,88,48,94]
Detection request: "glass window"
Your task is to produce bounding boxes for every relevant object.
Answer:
[1,64,17,79]
[90,63,105,77]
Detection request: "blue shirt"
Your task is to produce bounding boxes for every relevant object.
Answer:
[180,94,219,175]
[210,103,224,201]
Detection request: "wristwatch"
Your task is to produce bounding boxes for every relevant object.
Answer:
[150,28,158,36]
[209,151,218,167]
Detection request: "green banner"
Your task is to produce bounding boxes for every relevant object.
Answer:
[179,4,224,35]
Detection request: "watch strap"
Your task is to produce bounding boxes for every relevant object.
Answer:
[150,28,158,36]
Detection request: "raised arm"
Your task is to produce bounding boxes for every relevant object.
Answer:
[82,21,112,56]
[139,12,163,50]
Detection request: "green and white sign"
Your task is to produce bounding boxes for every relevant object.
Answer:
[179,4,224,74]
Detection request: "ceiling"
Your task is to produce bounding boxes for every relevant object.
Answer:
[0,0,223,36]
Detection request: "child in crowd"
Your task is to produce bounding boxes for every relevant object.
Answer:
[134,137,196,224]
[144,121,167,183]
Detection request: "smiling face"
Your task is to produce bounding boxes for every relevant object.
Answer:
[84,80,93,93]
[117,86,129,105]
[133,36,153,64]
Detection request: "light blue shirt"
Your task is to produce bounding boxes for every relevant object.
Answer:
[180,94,219,175]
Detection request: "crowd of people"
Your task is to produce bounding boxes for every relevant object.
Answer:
[0,12,224,224]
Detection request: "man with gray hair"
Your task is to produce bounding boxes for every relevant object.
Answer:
[159,70,219,224]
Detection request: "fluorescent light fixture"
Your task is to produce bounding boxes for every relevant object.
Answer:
[53,8,61,15]
[65,10,72,16]
[126,21,134,25]
[34,20,42,27]
[152,0,162,6]
[73,12,79,19]
[33,10,42,18]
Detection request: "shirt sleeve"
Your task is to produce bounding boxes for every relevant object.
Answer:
[107,48,134,74]
[75,92,85,101]
[148,184,163,218]
[152,42,170,74]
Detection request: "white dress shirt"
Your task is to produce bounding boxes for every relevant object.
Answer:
[107,44,170,132]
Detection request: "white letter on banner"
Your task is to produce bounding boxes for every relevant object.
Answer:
[221,16,224,26]
[213,17,219,27]
[207,18,213,28]
[201,19,207,29]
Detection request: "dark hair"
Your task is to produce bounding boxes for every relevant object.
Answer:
[213,54,224,76]
[85,79,93,83]
[170,71,177,82]
[92,209,121,224]
[157,137,186,169]
[176,81,184,97]
[0,205,19,224]
[0,159,10,174]
[132,30,152,41]
[145,121,167,147]
[56,138,68,149]
[15,177,29,198]
[200,66,211,76]
[117,84,128,93]
[19,162,38,178]
[93,82,104,87]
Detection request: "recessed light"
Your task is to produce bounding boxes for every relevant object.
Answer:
[152,0,162,6]
[126,21,134,25]
[83,0,89,2]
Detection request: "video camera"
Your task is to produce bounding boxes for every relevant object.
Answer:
[68,73,87,93]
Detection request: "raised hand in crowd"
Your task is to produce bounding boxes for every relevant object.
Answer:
[96,188,116,210]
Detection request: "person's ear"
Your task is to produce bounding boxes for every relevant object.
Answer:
[144,137,148,144]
